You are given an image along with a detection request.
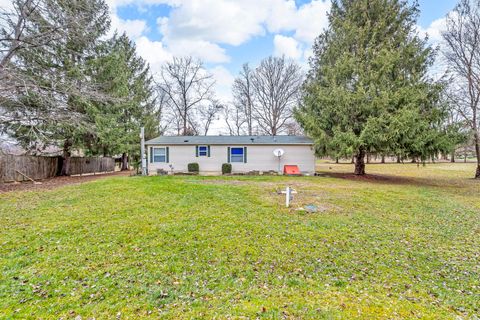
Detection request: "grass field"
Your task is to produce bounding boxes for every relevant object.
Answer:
[1,163,479,319]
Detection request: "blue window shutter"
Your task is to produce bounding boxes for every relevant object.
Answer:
[195,145,199,157]
[208,145,211,157]
[227,147,230,163]
[244,147,247,163]
[150,147,153,163]
[166,147,169,163]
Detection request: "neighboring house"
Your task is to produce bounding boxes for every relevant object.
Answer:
[144,135,316,175]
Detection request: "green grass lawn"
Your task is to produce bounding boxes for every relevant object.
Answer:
[1,163,479,319]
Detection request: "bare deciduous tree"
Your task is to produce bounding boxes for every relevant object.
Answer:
[284,121,304,136]
[442,0,480,178]
[158,57,215,136]
[223,103,246,135]
[251,56,303,135]
[197,99,222,135]
[152,81,171,135]
[232,63,254,135]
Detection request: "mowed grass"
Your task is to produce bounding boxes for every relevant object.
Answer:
[0,163,479,319]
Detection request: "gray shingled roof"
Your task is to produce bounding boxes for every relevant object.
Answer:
[145,135,313,145]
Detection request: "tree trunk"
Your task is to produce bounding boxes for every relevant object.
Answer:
[335,157,339,164]
[381,155,385,163]
[396,155,401,163]
[121,152,129,171]
[474,132,480,179]
[354,148,366,175]
[351,156,355,164]
[366,153,370,164]
[60,139,72,176]
[450,151,455,163]
[182,115,188,135]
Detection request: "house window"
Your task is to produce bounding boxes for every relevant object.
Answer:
[152,147,166,163]
[198,145,208,157]
[230,147,244,163]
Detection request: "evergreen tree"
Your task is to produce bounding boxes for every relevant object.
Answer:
[51,0,110,175]
[296,0,447,175]
[88,33,157,170]
[3,0,110,175]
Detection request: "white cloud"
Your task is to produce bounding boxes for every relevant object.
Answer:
[267,0,330,44]
[417,17,447,45]
[158,0,267,46]
[106,0,180,8]
[210,65,235,103]
[105,0,332,67]
[0,0,14,11]
[111,15,148,39]
[135,36,172,74]
[164,39,230,63]
[292,0,331,43]
[157,0,330,47]
[266,0,298,32]
[273,35,302,59]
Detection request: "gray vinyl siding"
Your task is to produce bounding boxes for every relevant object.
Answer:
[147,144,315,174]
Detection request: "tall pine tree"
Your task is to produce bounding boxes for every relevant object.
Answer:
[296,0,447,175]
[4,0,111,175]
[88,33,157,170]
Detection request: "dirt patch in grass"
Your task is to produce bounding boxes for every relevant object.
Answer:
[0,171,131,193]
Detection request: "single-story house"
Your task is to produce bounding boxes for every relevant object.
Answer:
[144,135,316,175]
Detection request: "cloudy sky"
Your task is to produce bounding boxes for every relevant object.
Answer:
[107,0,456,133]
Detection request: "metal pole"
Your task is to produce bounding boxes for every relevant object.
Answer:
[140,127,146,176]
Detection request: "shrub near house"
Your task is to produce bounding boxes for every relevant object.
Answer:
[188,163,199,173]
[222,163,232,175]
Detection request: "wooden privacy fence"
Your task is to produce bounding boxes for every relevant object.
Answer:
[0,155,115,183]
[68,157,115,176]
[0,155,58,183]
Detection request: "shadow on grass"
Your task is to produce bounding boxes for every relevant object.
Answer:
[315,171,461,188]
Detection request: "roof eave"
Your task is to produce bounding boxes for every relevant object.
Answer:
[144,142,313,146]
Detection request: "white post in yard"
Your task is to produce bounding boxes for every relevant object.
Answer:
[140,127,146,176]
[281,186,297,208]
[286,186,291,207]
